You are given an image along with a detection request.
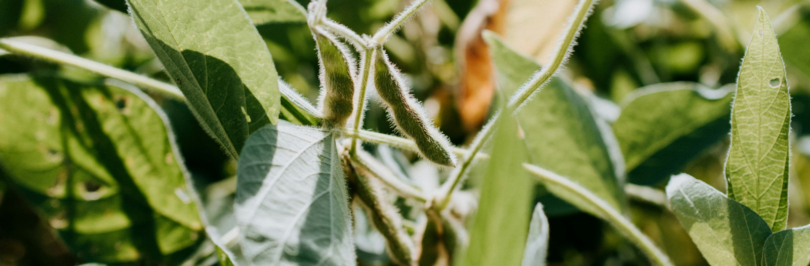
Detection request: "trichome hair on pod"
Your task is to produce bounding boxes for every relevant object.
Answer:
[373,48,457,167]
[313,26,357,128]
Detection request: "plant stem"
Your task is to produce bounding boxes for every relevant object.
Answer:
[625,184,669,209]
[349,48,375,156]
[434,0,596,210]
[322,19,367,49]
[372,0,431,44]
[351,150,428,203]
[0,39,184,99]
[523,164,673,266]
[341,128,487,160]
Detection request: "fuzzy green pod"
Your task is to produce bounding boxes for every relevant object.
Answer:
[374,49,456,167]
[314,27,356,127]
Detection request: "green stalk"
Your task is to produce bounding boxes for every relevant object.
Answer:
[372,0,431,44]
[524,164,673,266]
[349,48,375,156]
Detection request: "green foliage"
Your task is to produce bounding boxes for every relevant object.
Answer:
[484,31,625,213]
[762,225,810,266]
[234,123,354,265]
[0,75,203,263]
[462,109,533,266]
[521,203,549,266]
[127,0,281,160]
[614,83,734,185]
[239,0,307,25]
[725,8,791,232]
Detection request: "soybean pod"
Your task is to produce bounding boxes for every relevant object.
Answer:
[314,26,356,128]
[373,49,456,167]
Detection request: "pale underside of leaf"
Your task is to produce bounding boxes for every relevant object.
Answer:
[667,174,772,266]
[726,8,791,232]
[234,123,354,266]
[522,203,550,266]
[128,0,280,159]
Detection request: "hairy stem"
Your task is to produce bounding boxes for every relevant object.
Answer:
[0,38,184,99]
[351,150,428,203]
[349,48,375,156]
[524,164,673,266]
[434,0,597,211]
[322,19,367,49]
[341,128,487,160]
[372,0,431,44]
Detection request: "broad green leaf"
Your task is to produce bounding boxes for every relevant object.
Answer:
[240,0,307,26]
[762,224,810,266]
[462,113,533,266]
[666,173,772,266]
[725,9,791,232]
[521,203,549,266]
[234,123,354,265]
[614,83,734,185]
[0,75,203,262]
[484,31,625,212]
[128,0,281,159]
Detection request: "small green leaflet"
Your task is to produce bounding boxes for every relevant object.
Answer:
[522,203,549,266]
[484,31,625,213]
[234,123,354,265]
[725,8,791,232]
[667,174,772,266]
[462,113,533,266]
[762,224,810,266]
[128,0,281,160]
[614,83,733,185]
[0,75,203,262]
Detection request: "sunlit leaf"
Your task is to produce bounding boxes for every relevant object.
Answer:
[725,8,791,232]
[521,203,549,266]
[484,31,625,212]
[0,75,203,263]
[128,0,281,159]
[667,173,772,266]
[234,123,354,265]
[614,82,733,185]
[462,112,533,266]
[240,0,307,26]
[762,224,810,266]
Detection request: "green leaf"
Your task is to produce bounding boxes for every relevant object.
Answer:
[128,0,281,159]
[207,228,238,266]
[666,173,772,266]
[614,82,734,185]
[762,224,810,266]
[234,123,355,265]
[92,0,128,13]
[462,113,533,266]
[521,203,549,266]
[239,0,307,26]
[484,31,625,212]
[725,8,791,232]
[0,75,203,262]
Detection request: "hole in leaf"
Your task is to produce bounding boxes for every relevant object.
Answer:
[769,78,782,88]
[115,98,127,110]
[84,181,102,192]
[760,29,764,38]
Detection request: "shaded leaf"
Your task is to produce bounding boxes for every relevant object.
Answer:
[128,0,281,159]
[762,224,810,266]
[521,203,549,266]
[0,75,203,262]
[462,112,533,266]
[484,31,625,212]
[234,123,354,265]
[666,173,772,266]
[725,8,791,232]
[614,82,733,185]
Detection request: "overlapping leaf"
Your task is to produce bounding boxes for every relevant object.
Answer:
[614,83,733,185]
[463,112,533,266]
[484,31,625,212]
[762,224,810,266]
[128,0,281,159]
[234,123,354,265]
[0,75,203,262]
[667,174,772,266]
[239,0,307,25]
[725,8,791,232]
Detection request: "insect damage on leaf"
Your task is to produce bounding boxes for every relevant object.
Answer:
[314,26,357,128]
[373,49,456,167]
[725,7,791,232]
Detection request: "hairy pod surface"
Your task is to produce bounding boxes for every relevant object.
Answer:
[373,49,456,167]
[314,27,356,127]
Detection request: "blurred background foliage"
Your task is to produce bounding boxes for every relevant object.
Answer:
[3,0,810,265]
